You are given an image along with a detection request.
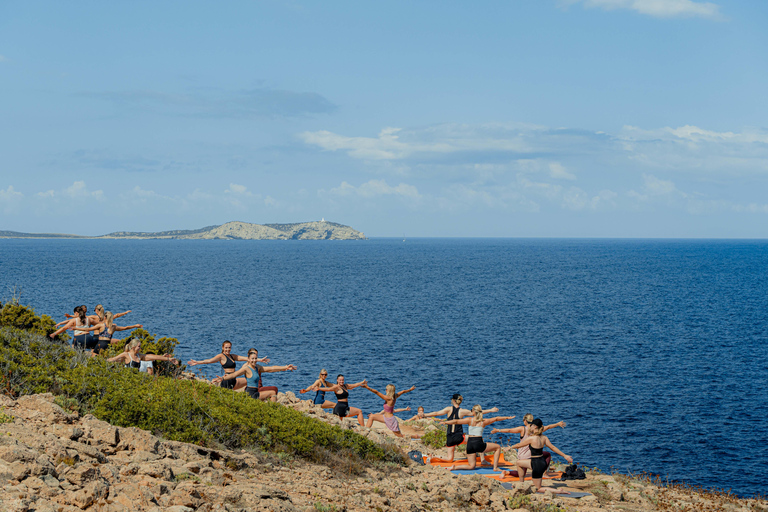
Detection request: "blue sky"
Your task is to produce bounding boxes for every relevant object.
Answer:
[1,0,767,237]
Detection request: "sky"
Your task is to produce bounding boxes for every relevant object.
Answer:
[1,0,768,237]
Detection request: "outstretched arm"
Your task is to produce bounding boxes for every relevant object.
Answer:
[544,436,573,463]
[395,385,416,398]
[346,380,368,390]
[261,364,297,373]
[107,353,128,364]
[220,365,250,380]
[458,407,498,418]
[542,421,566,433]
[49,319,76,338]
[316,384,339,392]
[113,324,142,332]
[231,354,270,363]
[508,437,535,450]
[362,383,388,400]
[441,418,472,426]
[113,310,131,319]
[142,353,178,364]
[491,425,525,434]
[394,406,411,413]
[422,406,451,418]
[187,354,224,366]
[483,415,515,427]
[300,378,323,393]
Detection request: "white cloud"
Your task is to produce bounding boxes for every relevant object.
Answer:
[225,183,251,195]
[0,186,23,213]
[562,0,721,19]
[322,179,420,200]
[63,181,105,201]
[549,162,577,180]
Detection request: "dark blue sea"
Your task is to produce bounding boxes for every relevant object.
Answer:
[1,238,766,497]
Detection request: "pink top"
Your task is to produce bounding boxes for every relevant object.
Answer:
[517,425,531,460]
[383,403,395,414]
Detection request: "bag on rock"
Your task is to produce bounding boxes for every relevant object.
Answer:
[561,464,586,480]
[407,450,425,465]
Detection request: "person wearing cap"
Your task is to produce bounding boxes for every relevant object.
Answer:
[491,413,565,479]
[420,394,500,461]
[506,418,573,491]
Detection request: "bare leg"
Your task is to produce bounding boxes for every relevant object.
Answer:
[366,413,385,428]
[259,390,277,401]
[532,478,543,491]
[447,453,478,471]
[516,459,532,483]
[349,406,364,426]
[233,378,247,391]
[446,445,456,462]
[484,442,502,470]
[321,401,335,409]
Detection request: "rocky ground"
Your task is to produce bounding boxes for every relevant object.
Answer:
[0,392,764,512]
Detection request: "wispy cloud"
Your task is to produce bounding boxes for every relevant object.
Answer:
[560,0,721,19]
[321,179,420,200]
[0,186,24,214]
[80,87,337,119]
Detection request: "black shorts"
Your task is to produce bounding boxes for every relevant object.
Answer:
[531,456,549,479]
[221,376,236,389]
[246,387,260,400]
[334,402,349,418]
[92,339,111,355]
[73,334,89,350]
[446,431,465,447]
[466,437,487,454]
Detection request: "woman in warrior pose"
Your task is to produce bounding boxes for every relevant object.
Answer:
[219,349,296,401]
[492,413,565,479]
[50,306,95,349]
[188,341,269,389]
[315,375,367,426]
[506,418,573,491]
[441,405,514,471]
[77,311,142,355]
[420,394,499,462]
[362,382,416,437]
[107,339,178,368]
[299,369,336,409]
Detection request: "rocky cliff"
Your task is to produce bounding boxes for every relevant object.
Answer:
[0,221,366,240]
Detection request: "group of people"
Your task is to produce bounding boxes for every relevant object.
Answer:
[51,306,574,490]
[50,304,177,373]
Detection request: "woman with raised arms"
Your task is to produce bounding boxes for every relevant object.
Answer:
[299,369,336,409]
[491,413,565,479]
[506,418,573,491]
[362,382,416,437]
[315,375,367,426]
[76,311,142,355]
[219,348,296,402]
[441,405,514,471]
[107,339,178,369]
[188,341,269,390]
[420,394,499,462]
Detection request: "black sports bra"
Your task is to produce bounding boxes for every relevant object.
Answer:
[222,354,236,370]
[334,387,349,400]
[530,444,544,457]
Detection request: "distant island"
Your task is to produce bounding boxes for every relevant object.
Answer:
[0,220,366,240]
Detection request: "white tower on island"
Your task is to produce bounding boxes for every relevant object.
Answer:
[321,217,325,222]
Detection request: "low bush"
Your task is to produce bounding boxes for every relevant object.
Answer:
[0,301,66,341]
[421,425,465,452]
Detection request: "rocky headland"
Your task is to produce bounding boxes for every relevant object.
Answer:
[0,221,365,240]
[0,392,762,512]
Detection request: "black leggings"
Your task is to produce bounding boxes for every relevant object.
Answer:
[531,456,549,479]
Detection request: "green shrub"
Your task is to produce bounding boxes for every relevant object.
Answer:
[421,427,446,449]
[0,302,67,341]
[100,328,181,377]
[0,325,403,466]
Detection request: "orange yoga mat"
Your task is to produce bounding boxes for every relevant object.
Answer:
[425,455,563,481]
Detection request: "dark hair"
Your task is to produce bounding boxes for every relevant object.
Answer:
[76,306,86,323]
[452,393,463,401]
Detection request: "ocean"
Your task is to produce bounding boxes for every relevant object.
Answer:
[1,238,766,496]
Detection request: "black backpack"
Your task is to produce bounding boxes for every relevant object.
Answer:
[559,464,587,480]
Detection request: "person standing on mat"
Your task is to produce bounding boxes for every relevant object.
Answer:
[492,413,565,479]
[440,405,514,471]
[505,418,573,491]
[421,394,499,462]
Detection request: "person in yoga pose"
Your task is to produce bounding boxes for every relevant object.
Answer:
[362,382,416,436]
[506,418,573,490]
[405,406,432,421]
[441,405,514,471]
[108,339,178,368]
[492,413,565,479]
[76,311,142,355]
[188,341,269,390]
[219,348,296,401]
[50,306,96,349]
[316,375,366,426]
[421,395,499,461]
[299,369,336,409]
